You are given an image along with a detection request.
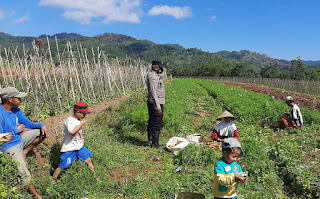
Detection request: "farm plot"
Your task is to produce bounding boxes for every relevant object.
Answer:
[1,78,319,198]
[194,78,320,198]
[223,81,320,113]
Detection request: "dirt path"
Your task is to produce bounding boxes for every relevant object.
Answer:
[43,95,130,144]
[223,81,320,112]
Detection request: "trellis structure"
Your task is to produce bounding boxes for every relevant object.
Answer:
[0,36,149,120]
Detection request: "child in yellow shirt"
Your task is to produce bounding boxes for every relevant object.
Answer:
[213,138,247,199]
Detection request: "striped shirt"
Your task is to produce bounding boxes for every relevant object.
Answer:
[290,104,303,127]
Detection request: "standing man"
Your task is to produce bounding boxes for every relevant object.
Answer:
[0,87,48,199]
[146,60,166,148]
[281,96,303,129]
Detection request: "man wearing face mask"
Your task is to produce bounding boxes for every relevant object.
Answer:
[146,60,166,148]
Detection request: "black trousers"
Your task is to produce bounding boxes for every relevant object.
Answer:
[147,101,164,139]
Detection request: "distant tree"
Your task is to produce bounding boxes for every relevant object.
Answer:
[260,62,280,78]
[291,57,309,80]
[309,68,320,81]
[279,70,291,79]
[231,63,257,77]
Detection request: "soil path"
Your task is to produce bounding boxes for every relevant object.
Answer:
[223,81,320,112]
[33,95,130,165]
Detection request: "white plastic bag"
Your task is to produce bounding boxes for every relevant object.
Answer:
[185,134,204,144]
[166,137,190,155]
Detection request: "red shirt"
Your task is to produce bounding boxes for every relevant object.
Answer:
[211,129,239,141]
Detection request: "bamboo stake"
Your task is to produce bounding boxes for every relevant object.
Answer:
[47,35,63,112]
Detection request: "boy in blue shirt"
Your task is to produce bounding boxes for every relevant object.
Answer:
[213,138,248,199]
[0,87,48,199]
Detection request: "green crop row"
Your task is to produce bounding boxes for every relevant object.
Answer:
[191,78,320,198]
[1,78,319,198]
[269,127,320,198]
[194,79,320,128]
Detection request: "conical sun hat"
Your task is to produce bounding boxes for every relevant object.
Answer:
[216,110,237,120]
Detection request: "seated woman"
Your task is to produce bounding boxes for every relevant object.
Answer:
[211,110,239,142]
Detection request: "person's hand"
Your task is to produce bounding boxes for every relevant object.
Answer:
[235,176,248,184]
[16,124,25,132]
[283,112,289,117]
[242,177,248,184]
[156,108,162,114]
[0,133,13,142]
[80,120,87,126]
[41,126,48,138]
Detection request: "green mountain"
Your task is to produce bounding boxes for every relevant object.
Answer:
[303,60,320,68]
[215,50,304,70]
[0,32,319,74]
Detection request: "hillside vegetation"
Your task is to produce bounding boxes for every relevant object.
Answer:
[1,32,320,80]
[1,78,319,198]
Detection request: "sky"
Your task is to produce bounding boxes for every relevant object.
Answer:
[0,0,319,61]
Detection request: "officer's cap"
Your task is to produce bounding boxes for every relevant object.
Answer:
[151,60,164,73]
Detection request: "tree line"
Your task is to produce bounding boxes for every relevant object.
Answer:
[171,58,320,81]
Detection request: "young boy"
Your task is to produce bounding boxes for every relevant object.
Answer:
[213,138,247,199]
[52,102,95,180]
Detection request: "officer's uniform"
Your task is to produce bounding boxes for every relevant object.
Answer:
[146,67,166,148]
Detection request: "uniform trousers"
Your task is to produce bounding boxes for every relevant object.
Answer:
[147,101,164,141]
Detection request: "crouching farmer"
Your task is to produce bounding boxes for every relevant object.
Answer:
[0,87,48,199]
[52,102,95,180]
[281,96,303,129]
[211,110,239,142]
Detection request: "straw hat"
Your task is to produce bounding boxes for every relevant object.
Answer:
[216,110,237,120]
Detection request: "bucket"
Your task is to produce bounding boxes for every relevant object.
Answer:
[175,192,205,199]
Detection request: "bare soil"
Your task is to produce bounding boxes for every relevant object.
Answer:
[223,81,320,112]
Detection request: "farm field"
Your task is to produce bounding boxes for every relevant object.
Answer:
[223,81,320,112]
[1,78,320,199]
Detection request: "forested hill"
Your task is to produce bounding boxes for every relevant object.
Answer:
[0,32,319,74]
[216,50,291,70]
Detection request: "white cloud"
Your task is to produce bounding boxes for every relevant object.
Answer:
[39,0,142,24]
[148,5,192,19]
[14,13,30,23]
[210,16,217,21]
[0,9,4,19]
[0,9,6,19]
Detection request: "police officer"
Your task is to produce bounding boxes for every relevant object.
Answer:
[146,60,166,148]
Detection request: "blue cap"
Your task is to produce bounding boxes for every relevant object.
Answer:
[222,138,244,156]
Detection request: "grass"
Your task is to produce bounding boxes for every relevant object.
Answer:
[1,78,320,198]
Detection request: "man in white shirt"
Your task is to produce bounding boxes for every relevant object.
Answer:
[281,96,303,129]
